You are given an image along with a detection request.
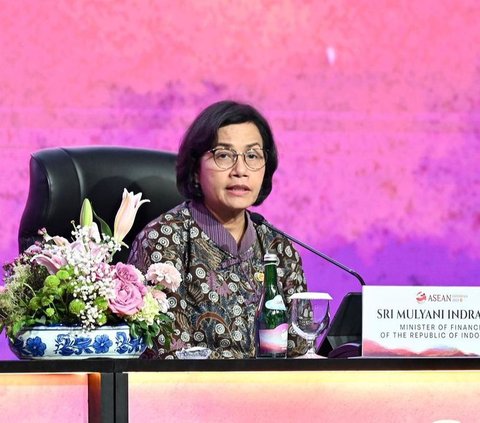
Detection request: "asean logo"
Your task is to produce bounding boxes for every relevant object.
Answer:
[416,291,427,304]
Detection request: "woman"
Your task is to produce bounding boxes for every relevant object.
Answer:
[128,100,308,358]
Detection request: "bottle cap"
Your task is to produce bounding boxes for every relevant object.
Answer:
[263,253,279,264]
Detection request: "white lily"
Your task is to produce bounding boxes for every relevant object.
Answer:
[113,189,150,244]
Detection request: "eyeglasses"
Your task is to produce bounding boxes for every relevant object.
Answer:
[209,147,268,170]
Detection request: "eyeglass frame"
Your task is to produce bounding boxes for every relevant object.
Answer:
[208,147,268,170]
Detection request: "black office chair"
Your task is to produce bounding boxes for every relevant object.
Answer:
[18,146,184,263]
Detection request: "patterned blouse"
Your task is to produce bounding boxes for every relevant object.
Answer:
[128,201,308,359]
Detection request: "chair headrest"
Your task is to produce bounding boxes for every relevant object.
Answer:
[19,146,184,262]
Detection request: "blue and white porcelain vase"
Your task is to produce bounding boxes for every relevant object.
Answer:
[9,324,146,359]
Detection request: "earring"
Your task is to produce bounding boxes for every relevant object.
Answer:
[193,181,202,195]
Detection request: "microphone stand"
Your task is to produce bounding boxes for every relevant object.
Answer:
[254,215,365,286]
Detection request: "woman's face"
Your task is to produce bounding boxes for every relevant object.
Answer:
[197,122,266,221]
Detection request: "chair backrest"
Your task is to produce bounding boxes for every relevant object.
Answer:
[18,146,184,262]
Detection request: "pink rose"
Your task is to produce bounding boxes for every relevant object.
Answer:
[115,262,145,284]
[109,263,147,316]
[146,263,181,292]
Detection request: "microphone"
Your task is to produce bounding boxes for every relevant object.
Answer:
[250,212,366,286]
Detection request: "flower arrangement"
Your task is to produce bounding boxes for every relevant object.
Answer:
[0,189,181,351]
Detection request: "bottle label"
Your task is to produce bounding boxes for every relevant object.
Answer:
[265,295,287,311]
[258,323,288,354]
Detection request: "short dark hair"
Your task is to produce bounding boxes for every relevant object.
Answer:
[176,100,278,206]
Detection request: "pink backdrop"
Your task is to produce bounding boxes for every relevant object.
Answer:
[1,0,480,359]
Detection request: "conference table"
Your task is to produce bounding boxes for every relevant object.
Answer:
[0,357,479,422]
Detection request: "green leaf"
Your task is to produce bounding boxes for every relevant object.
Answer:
[145,333,153,349]
[36,316,47,324]
[12,321,25,337]
[93,210,112,237]
[130,323,139,339]
[164,337,171,350]
[157,314,173,323]
[150,323,160,335]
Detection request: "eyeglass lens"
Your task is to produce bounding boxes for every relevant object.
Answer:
[212,148,267,170]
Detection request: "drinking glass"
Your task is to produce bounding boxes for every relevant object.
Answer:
[290,292,332,359]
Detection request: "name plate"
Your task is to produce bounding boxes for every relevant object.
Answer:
[362,286,480,357]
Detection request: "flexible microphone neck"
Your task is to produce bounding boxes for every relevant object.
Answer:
[250,212,365,286]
